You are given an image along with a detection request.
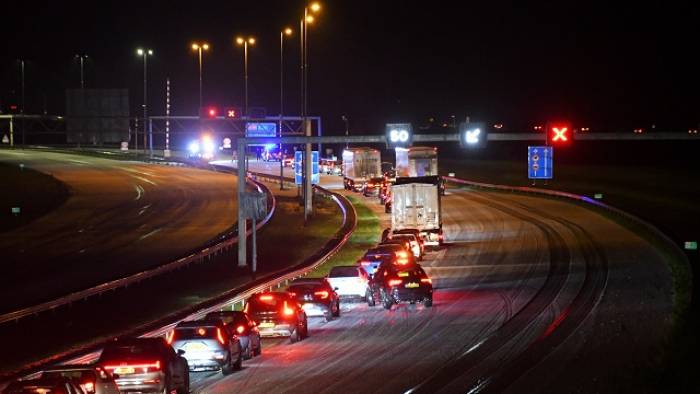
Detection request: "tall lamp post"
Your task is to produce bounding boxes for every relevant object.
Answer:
[235,36,256,117]
[279,27,293,190]
[300,2,321,223]
[191,42,210,112]
[137,48,153,156]
[75,54,88,89]
[342,115,349,148]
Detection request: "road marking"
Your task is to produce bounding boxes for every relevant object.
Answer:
[134,185,145,201]
[131,175,157,186]
[139,228,162,241]
[138,204,152,216]
[121,167,157,177]
[69,159,90,165]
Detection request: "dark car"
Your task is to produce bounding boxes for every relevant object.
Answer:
[168,319,242,374]
[98,337,189,394]
[367,262,433,309]
[287,278,340,321]
[245,292,308,343]
[378,239,415,264]
[3,377,86,394]
[362,177,385,197]
[359,244,410,277]
[40,365,120,394]
[204,310,262,359]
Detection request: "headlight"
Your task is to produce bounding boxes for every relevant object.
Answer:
[188,141,200,154]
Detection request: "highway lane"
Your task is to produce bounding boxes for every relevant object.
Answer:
[0,150,238,312]
[187,183,673,393]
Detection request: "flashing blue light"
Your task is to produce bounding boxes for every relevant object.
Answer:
[264,143,277,150]
[188,141,200,154]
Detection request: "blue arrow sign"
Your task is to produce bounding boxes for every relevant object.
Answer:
[294,150,320,185]
[528,146,553,179]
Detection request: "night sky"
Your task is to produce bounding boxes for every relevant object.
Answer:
[1,1,698,133]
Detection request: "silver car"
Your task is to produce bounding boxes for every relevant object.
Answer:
[169,319,242,374]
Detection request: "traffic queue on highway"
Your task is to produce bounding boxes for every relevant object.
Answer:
[3,226,436,394]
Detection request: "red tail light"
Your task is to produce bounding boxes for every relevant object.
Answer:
[104,361,161,374]
[283,301,295,316]
[166,330,175,345]
[421,278,432,284]
[360,261,371,266]
[236,325,245,335]
[81,382,95,394]
[314,290,329,299]
[217,327,226,345]
[388,279,403,287]
[259,294,273,301]
[288,292,296,297]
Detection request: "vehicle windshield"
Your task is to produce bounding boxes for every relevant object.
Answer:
[205,312,247,325]
[247,294,285,312]
[100,342,159,361]
[173,326,218,339]
[288,284,320,294]
[329,266,358,277]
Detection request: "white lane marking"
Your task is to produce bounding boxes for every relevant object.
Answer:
[138,228,162,241]
[131,175,157,186]
[121,167,157,177]
[138,204,152,216]
[69,159,90,165]
[134,185,145,201]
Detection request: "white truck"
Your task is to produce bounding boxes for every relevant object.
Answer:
[391,175,443,246]
[342,147,381,191]
[395,146,438,178]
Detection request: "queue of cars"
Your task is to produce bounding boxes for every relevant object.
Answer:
[4,185,435,394]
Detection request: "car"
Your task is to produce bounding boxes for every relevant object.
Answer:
[40,365,120,394]
[362,177,385,197]
[378,239,415,264]
[366,262,433,309]
[167,319,242,374]
[98,337,189,394]
[388,228,425,255]
[359,244,411,277]
[287,278,341,321]
[245,292,308,342]
[326,265,370,300]
[389,233,423,260]
[3,377,86,394]
[204,310,262,360]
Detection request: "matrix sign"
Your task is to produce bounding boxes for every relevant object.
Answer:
[245,122,277,138]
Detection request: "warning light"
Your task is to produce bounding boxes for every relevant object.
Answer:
[208,107,217,117]
[548,123,572,146]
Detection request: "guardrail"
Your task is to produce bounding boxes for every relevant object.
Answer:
[443,175,689,262]
[0,176,275,325]
[0,183,355,384]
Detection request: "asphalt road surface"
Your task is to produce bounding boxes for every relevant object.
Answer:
[0,150,238,312]
[189,165,674,393]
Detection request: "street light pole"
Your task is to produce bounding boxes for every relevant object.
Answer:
[191,43,209,112]
[137,48,153,156]
[236,36,256,117]
[20,59,25,146]
[342,115,349,148]
[301,3,321,224]
[280,28,293,190]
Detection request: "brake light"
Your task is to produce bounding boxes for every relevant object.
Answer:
[217,328,226,345]
[314,290,329,299]
[82,382,95,393]
[166,330,175,345]
[288,292,296,297]
[104,361,161,373]
[421,278,432,284]
[283,301,295,316]
[260,294,273,301]
[236,325,245,335]
[388,279,403,287]
[360,261,371,266]
[197,328,206,336]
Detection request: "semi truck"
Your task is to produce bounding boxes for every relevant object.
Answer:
[391,175,443,246]
[395,146,438,178]
[342,147,381,191]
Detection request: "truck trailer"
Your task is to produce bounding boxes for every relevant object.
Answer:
[391,175,443,246]
[342,147,381,192]
[395,147,438,178]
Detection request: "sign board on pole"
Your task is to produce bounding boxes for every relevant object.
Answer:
[240,192,268,220]
[685,241,697,251]
[11,207,20,215]
[528,146,553,179]
[294,150,320,185]
[245,122,277,139]
[120,141,129,151]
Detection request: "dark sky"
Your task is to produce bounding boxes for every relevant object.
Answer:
[1,1,698,133]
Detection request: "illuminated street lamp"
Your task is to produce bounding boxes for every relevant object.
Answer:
[137,48,153,155]
[235,36,256,117]
[191,42,210,111]
[279,27,293,190]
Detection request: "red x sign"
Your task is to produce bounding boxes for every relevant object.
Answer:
[552,127,568,141]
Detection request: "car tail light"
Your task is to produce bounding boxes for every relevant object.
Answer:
[236,325,245,335]
[104,361,161,374]
[388,279,403,287]
[166,330,175,345]
[82,381,95,394]
[288,291,296,297]
[360,261,371,266]
[283,301,295,316]
[421,278,432,284]
[217,328,226,345]
[260,294,273,301]
[314,290,329,299]
[197,328,207,336]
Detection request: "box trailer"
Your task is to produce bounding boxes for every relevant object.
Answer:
[391,176,443,246]
[342,147,381,191]
[395,147,438,178]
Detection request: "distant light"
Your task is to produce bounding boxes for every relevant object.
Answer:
[223,138,232,149]
[688,129,698,134]
[310,2,321,12]
[633,128,644,134]
[191,43,199,50]
[306,15,315,23]
[465,128,481,144]
[202,43,209,50]
[236,37,244,45]
[265,143,277,150]
[580,127,590,132]
[208,108,217,117]
[137,48,144,55]
[284,27,293,35]
[493,123,503,129]
[188,141,200,154]
[148,49,153,55]
[248,37,256,45]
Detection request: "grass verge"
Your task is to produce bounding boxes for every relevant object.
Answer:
[0,162,70,233]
